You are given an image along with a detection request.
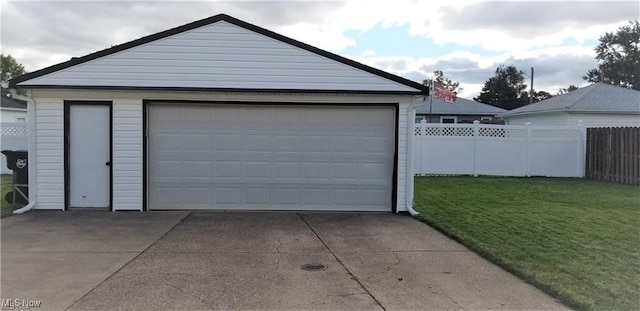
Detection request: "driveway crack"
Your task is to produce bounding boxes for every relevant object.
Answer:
[64,212,192,311]
[447,294,466,310]
[297,213,387,311]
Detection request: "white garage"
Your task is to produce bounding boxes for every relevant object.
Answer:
[9,14,427,213]
[148,103,396,211]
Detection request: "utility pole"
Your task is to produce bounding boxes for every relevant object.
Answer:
[529,67,534,105]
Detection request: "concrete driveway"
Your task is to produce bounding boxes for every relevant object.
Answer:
[1,211,568,310]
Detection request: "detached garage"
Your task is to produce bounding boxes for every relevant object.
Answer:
[9,14,427,213]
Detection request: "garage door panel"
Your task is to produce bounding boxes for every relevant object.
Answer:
[217,187,241,204]
[302,136,329,152]
[273,188,300,205]
[184,134,212,150]
[246,188,270,204]
[185,161,211,178]
[245,135,270,151]
[216,134,242,151]
[183,187,211,204]
[148,104,394,211]
[217,161,242,177]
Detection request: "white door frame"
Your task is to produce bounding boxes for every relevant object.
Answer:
[65,101,112,210]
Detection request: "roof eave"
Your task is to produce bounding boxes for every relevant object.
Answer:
[567,110,640,115]
[502,108,640,118]
[11,85,423,96]
[499,109,568,118]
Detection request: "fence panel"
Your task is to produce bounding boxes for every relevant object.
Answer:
[586,127,640,185]
[1,122,28,174]
[412,122,585,178]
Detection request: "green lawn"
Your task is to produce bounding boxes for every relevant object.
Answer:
[414,177,640,311]
[1,174,18,218]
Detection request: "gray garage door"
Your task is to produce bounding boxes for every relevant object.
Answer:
[147,103,395,211]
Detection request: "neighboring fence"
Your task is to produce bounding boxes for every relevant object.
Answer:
[1,122,28,174]
[413,122,585,177]
[585,127,640,185]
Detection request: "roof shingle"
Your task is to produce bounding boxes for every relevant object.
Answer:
[416,96,506,115]
[500,83,640,117]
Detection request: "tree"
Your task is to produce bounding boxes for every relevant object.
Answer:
[474,65,528,110]
[531,90,553,102]
[1,54,28,97]
[423,70,463,93]
[583,20,640,90]
[556,84,579,95]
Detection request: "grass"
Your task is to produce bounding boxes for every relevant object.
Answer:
[414,176,640,311]
[1,174,18,218]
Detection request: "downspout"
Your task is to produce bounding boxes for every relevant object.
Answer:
[405,94,428,216]
[1,83,37,214]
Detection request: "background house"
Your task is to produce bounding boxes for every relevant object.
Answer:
[500,83,640,126]
[415,96,506,123]
[1,96,27,123]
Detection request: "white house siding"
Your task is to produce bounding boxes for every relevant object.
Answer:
[396,100,411,212]
[30,89,414,213]
[34,98,64,209]
[0,109,27,123]
[112,100,143,211]
[505,112,640,127]
[18,21,415,93]
[566,113,640,127]
[503,113,569,126]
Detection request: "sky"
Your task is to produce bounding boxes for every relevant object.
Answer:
[1,0,638,99]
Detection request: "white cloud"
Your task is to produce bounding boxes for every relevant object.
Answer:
[362,49,376,56]
[351,45,597,98]
[1,0,632,99]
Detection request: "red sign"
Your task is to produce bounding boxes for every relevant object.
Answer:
[433,82,457,104]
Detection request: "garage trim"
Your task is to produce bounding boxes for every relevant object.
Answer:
[141,100,399,212]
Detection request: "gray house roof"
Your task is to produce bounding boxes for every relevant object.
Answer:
[415,96,507,115]
[1,95,27,110]
[500,83,640,117]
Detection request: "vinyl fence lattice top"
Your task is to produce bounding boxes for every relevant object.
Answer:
[1,123,28,136]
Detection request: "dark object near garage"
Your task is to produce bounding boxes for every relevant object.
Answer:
[2,150,29,205]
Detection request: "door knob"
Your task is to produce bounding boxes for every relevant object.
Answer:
[105,161,111,166]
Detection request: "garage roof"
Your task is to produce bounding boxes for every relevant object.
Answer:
[500,83,640,117]
[10,14,427,95]
[416,96,506,115]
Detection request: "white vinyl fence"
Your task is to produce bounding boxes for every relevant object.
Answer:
[413,122,586,177]
[1,122,28,174]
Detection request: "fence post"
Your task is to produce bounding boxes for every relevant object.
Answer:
[473,120,479,177]
[577,120,585,177]
[418,120,426,174]
[525,123,531,177]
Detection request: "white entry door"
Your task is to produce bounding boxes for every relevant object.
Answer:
[69,105,111,208]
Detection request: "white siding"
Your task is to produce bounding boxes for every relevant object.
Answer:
[34,99,64,210]
[567,113,640,127]
[396,100,411,213]
[30,90,413,213]
[19,21,416,93]
[505,112,640,127]
[112,100,143,211]
[503,113,569,126]
[0,109,27,123]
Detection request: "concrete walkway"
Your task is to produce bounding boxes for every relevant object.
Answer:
[1,211,568,310]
